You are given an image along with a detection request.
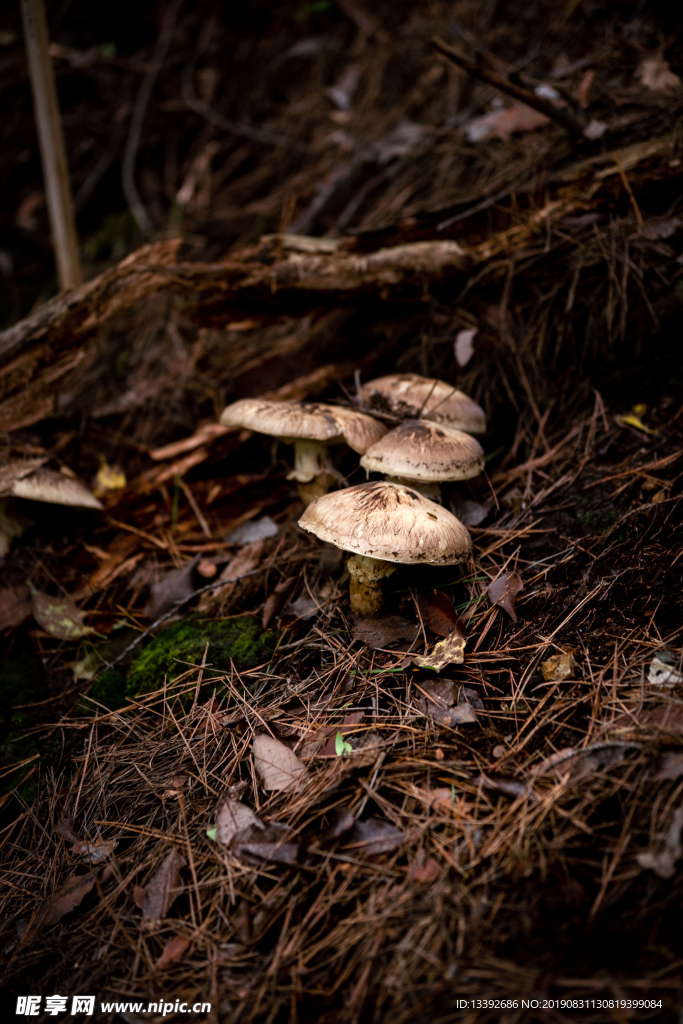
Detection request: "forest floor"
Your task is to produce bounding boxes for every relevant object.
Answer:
[2,1,683,1022]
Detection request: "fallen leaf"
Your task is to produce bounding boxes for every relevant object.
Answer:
[146,555,200,620]
[618,413,657,436]
[200,540,265,610]
[487,572,524,621]
[575,68,595,108]
[226,515,278,545]
[140,850,186,922]
[416,680,478,725]
[477,773,531,799]
[282,595,319,620]
[55,818,81,844]
[532,743,633,782]
[449,496,489,527]
[0,584,32,631]
[611,704,683,737]
[262,576,295,628]
[156,934,191,968]
[94,460,126,495]
[351,614,419,650]
[252,734,306,792]
[70,836,118,863]
[541,647,577,682]
[417,590,463,638]
[319,807,355,846]
[344,819,405,857]
[655,753,683,781]
[413,630,467,671]
[636,55,682,94]
[454,328,477,367]
[404,858,441,883]
[414,787,453,811]
[465,103,550,143]
[636,806,683,879]
[214,798,264,845]
[28,870,99,935]
[316,712,364,758]
[648,653,683,689]
[233,822,299,865]
[29,583,94,640]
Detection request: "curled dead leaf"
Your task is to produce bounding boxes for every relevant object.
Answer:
[487,572,524,621]
[413,630,467,671]
[233,822,299,865]
[25,870,99,939]
[155,934,191,968]
[344,819,405,857]
[70,836,118,863]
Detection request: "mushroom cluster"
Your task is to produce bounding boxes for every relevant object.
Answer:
[220,371,487,616]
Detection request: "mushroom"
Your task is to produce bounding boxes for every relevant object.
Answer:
[360,419,484,502]
[298,480,471,615]
[0,459,102,509]
[358,373,486,434]
[219,399,388,503]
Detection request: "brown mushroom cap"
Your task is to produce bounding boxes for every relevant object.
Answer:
[360,419,484,482]
[359,373,486,433]
[219,399,387,452]
[10,468,103,509]
[298,480,472,565]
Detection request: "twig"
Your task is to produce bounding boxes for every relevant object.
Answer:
[431,37,588,137]
[20,0,82,289]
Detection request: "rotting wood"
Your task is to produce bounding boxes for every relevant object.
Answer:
[0,132,679,435]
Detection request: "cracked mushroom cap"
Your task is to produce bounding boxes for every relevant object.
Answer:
[360,419,484,482]
[219,399,387,452]
[359,373,486,433]
[298,480,472,565]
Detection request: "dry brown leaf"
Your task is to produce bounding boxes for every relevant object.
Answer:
[319,807,355,846]
[233,822,299,865]
[141,850,186,922]
[70,836,118,863]
[344,819,405,857]
[416,680,479,726]
[404,858,441,883]
[215,798,264,845]
[28,870,99,935]
[146,556,199,620]
[487,572,524,621]
[655,753,683,781]
[541,647,577,681]
[636,806,683,879]
[351,614,418,650]
[636,56,682,94]
[477,773,531,799]
[417,590,463,638]
[465,104,550,143]
[156,934,191,968]
[0,584,32,632]
[253,734,306,792]
[316,712,364,757]
[29,583,93,640]
[55,817,81,844]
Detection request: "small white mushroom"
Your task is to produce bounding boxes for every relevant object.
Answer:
[359,372,486,434]
[219,398,387,503]
[298,480,472,615]
[360,419,484,502]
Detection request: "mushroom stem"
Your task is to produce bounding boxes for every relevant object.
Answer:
[288,439,343,504]
[347,554,395,616]
[388,475,443,503]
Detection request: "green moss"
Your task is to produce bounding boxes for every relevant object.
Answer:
[126,616,277,696]
[90,668,127,709]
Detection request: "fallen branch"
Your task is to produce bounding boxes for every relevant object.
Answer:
[431,37,590,137]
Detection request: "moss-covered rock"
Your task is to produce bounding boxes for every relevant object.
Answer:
[125,616,278,696]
